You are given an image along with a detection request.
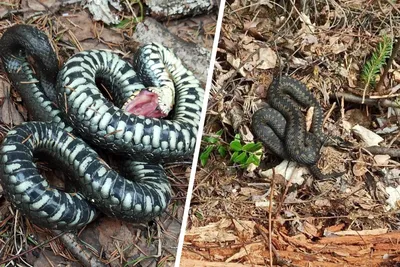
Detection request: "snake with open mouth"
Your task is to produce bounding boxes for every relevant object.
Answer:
[251,76,343,180]
[0,25,204,229]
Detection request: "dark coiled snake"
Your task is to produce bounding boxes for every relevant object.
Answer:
[0,25,204,229]
[251,76,343,180]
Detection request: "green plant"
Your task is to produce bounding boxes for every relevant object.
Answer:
[361,35,393,102]
[229,134,263,168]
[115,0,144,29]
[199,130,263,168]
[199,129,227,167]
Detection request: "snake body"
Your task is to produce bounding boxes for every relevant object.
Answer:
[57,46,202,162]
[252,76,341,180]
[0,25,204,229]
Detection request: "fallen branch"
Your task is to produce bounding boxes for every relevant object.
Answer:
[53,230,107,267]
[330,92,400,108]
[364,146,400,157]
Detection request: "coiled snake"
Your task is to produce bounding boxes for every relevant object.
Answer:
[251,76,343,180]
[0,25,204,229]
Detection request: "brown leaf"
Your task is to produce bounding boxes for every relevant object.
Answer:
[243,20,260,32]
[325,223,346,233]
[0,87,24,125]
[353,161,367,177]
[254,47,277,70]
[232,219,256,242]
[59,11,124,48]
[228,103,245,132]
[24,0,60,11]
[305,106,314,132]
[302,221,319,237]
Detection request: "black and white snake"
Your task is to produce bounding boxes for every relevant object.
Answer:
[0,25,204,229]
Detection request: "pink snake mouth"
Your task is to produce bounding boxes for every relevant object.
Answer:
[123,90,168,118]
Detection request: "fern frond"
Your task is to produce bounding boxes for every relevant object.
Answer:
[360,35,393,102]
[361,35,392,86]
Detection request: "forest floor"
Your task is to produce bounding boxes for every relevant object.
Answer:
[182,1,400,266]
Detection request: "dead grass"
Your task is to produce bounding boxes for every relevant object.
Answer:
[183,0,400,266]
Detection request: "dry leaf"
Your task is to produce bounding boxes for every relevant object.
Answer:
[352,124,383,146]
[243,20,260,31]
[227,53,241,69]
[314,199,331,207]
[291,57,308,67]
[324,223,346,233]
[299,12,315,33]
[228,103,245,131]
[232,220,256,242]
[23,0,60,11]
[393,70,400,82]
[385,185,400,210]
[242,41,259,52]
[305,106,314,132]
[352,161,367,176]
[0,87,24,125]
[302,34,318,45]
[259,160,306,184]
[255,47,276,70]
[240,187,263,197]
[302,221,319,237]
[60,11,124,49]
[226,243,264,263]
[85,0,121,25]
[374,154,390,165]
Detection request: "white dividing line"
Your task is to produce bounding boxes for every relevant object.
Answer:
[174,0,227,266]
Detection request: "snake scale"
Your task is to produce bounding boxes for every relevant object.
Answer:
[0,25,204,229]
[251,76,343,180]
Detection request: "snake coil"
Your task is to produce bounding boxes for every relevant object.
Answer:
[0,25,204,229]
[251,76,343,180]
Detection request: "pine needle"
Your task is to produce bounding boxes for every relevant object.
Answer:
[360,35,393,103]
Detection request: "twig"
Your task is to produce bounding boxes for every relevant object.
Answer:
[364,146,400,157]
[0,231,65,265]
[330,92,400,108]
[53,230,107,267]
[323,102,337,126]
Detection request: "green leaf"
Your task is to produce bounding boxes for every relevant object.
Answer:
[199,146,214,166]
[194,211,204,220]
[203,130,223,144]
[232,151,248,163]
[231,151,239,161]
[246,154,261,166]
[217,145,227,157]
[242,142,263,152]
[115,19,131,29]
[245,155,256,165]
[234,134,241,140]
[203,135,219,144]
[230,140,243,151]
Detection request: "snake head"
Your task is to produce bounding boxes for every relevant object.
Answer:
[122,86,175,118]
